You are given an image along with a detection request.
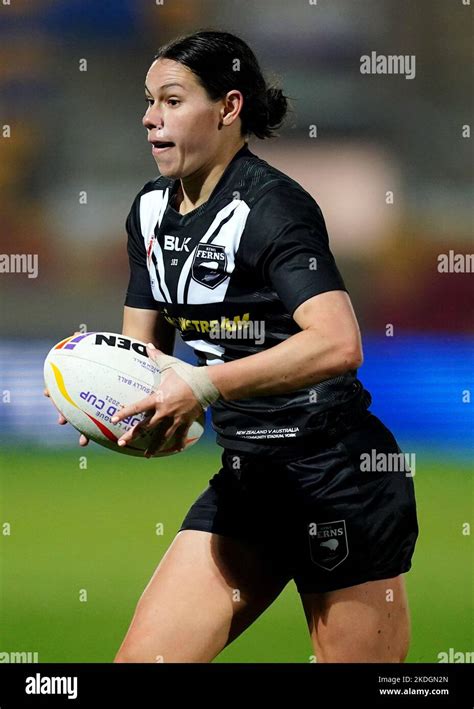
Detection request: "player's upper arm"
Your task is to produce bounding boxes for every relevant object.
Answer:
[243,183,347,317]
[123,190,160,312]
[242,183,362,366]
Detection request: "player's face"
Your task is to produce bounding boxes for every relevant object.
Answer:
[143,59,229,179]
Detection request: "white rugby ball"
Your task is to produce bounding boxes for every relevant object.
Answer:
[43,332,205,457]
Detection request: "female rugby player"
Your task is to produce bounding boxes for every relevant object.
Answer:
[50,30,419,663]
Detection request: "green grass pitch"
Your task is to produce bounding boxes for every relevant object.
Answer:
[0,444,472,663]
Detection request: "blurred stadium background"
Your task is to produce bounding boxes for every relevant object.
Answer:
[0,0,472,663]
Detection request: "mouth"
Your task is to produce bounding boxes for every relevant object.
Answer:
[151,140,175,155]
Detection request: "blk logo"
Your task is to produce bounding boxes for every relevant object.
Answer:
[163,235,191,252]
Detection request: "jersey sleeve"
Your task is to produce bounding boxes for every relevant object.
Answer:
[244,184,347,316]
[123,189,160,310]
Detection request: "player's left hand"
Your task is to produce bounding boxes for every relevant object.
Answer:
[111,344,204,457]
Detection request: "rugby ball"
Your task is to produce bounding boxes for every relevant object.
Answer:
[43,332,205,457]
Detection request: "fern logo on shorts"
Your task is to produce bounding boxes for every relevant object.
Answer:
[308,520,349,571]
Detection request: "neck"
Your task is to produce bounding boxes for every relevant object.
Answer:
[177,140,247,214]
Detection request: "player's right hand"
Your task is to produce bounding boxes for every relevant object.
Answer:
[43,331,89,447]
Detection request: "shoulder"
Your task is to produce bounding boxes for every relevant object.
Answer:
[131,175,174,205]
[238,158,326,246]
[239,152,323,220]
[126,175,174,237]
[126,175,172,243]
[236,157,333,273]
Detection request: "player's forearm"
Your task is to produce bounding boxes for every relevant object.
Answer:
[207,328,362,401]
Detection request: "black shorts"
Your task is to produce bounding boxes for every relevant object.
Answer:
[178,413,419,594]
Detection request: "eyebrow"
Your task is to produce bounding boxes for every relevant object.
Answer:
[145,82,186,94]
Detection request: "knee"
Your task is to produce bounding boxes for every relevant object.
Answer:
[113,652,129,663]
[398,632,410,663]
[316,619,410,663]
[114,643,158,664]
[114,648,139,663]
[317,644,408,663]
[316,638,409,663]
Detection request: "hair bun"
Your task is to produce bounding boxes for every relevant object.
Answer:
[266,86,288,130]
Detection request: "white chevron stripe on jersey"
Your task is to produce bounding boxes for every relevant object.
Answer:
[184,338,225,360]
[150,240,172,302]
[140,189,172,303]
[176,199,250,305]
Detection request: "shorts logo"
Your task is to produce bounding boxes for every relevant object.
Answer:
[308,520,349,571]
[191,244,228,289]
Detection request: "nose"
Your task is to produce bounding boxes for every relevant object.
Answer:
[142,105,163,130]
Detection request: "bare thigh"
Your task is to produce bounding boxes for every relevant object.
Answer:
[301,574,411,662]
[114,529,290,663]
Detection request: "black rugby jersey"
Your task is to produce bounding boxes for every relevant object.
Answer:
[124,143,370,455]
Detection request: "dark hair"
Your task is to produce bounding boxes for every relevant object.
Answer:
[154,30,289,139]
